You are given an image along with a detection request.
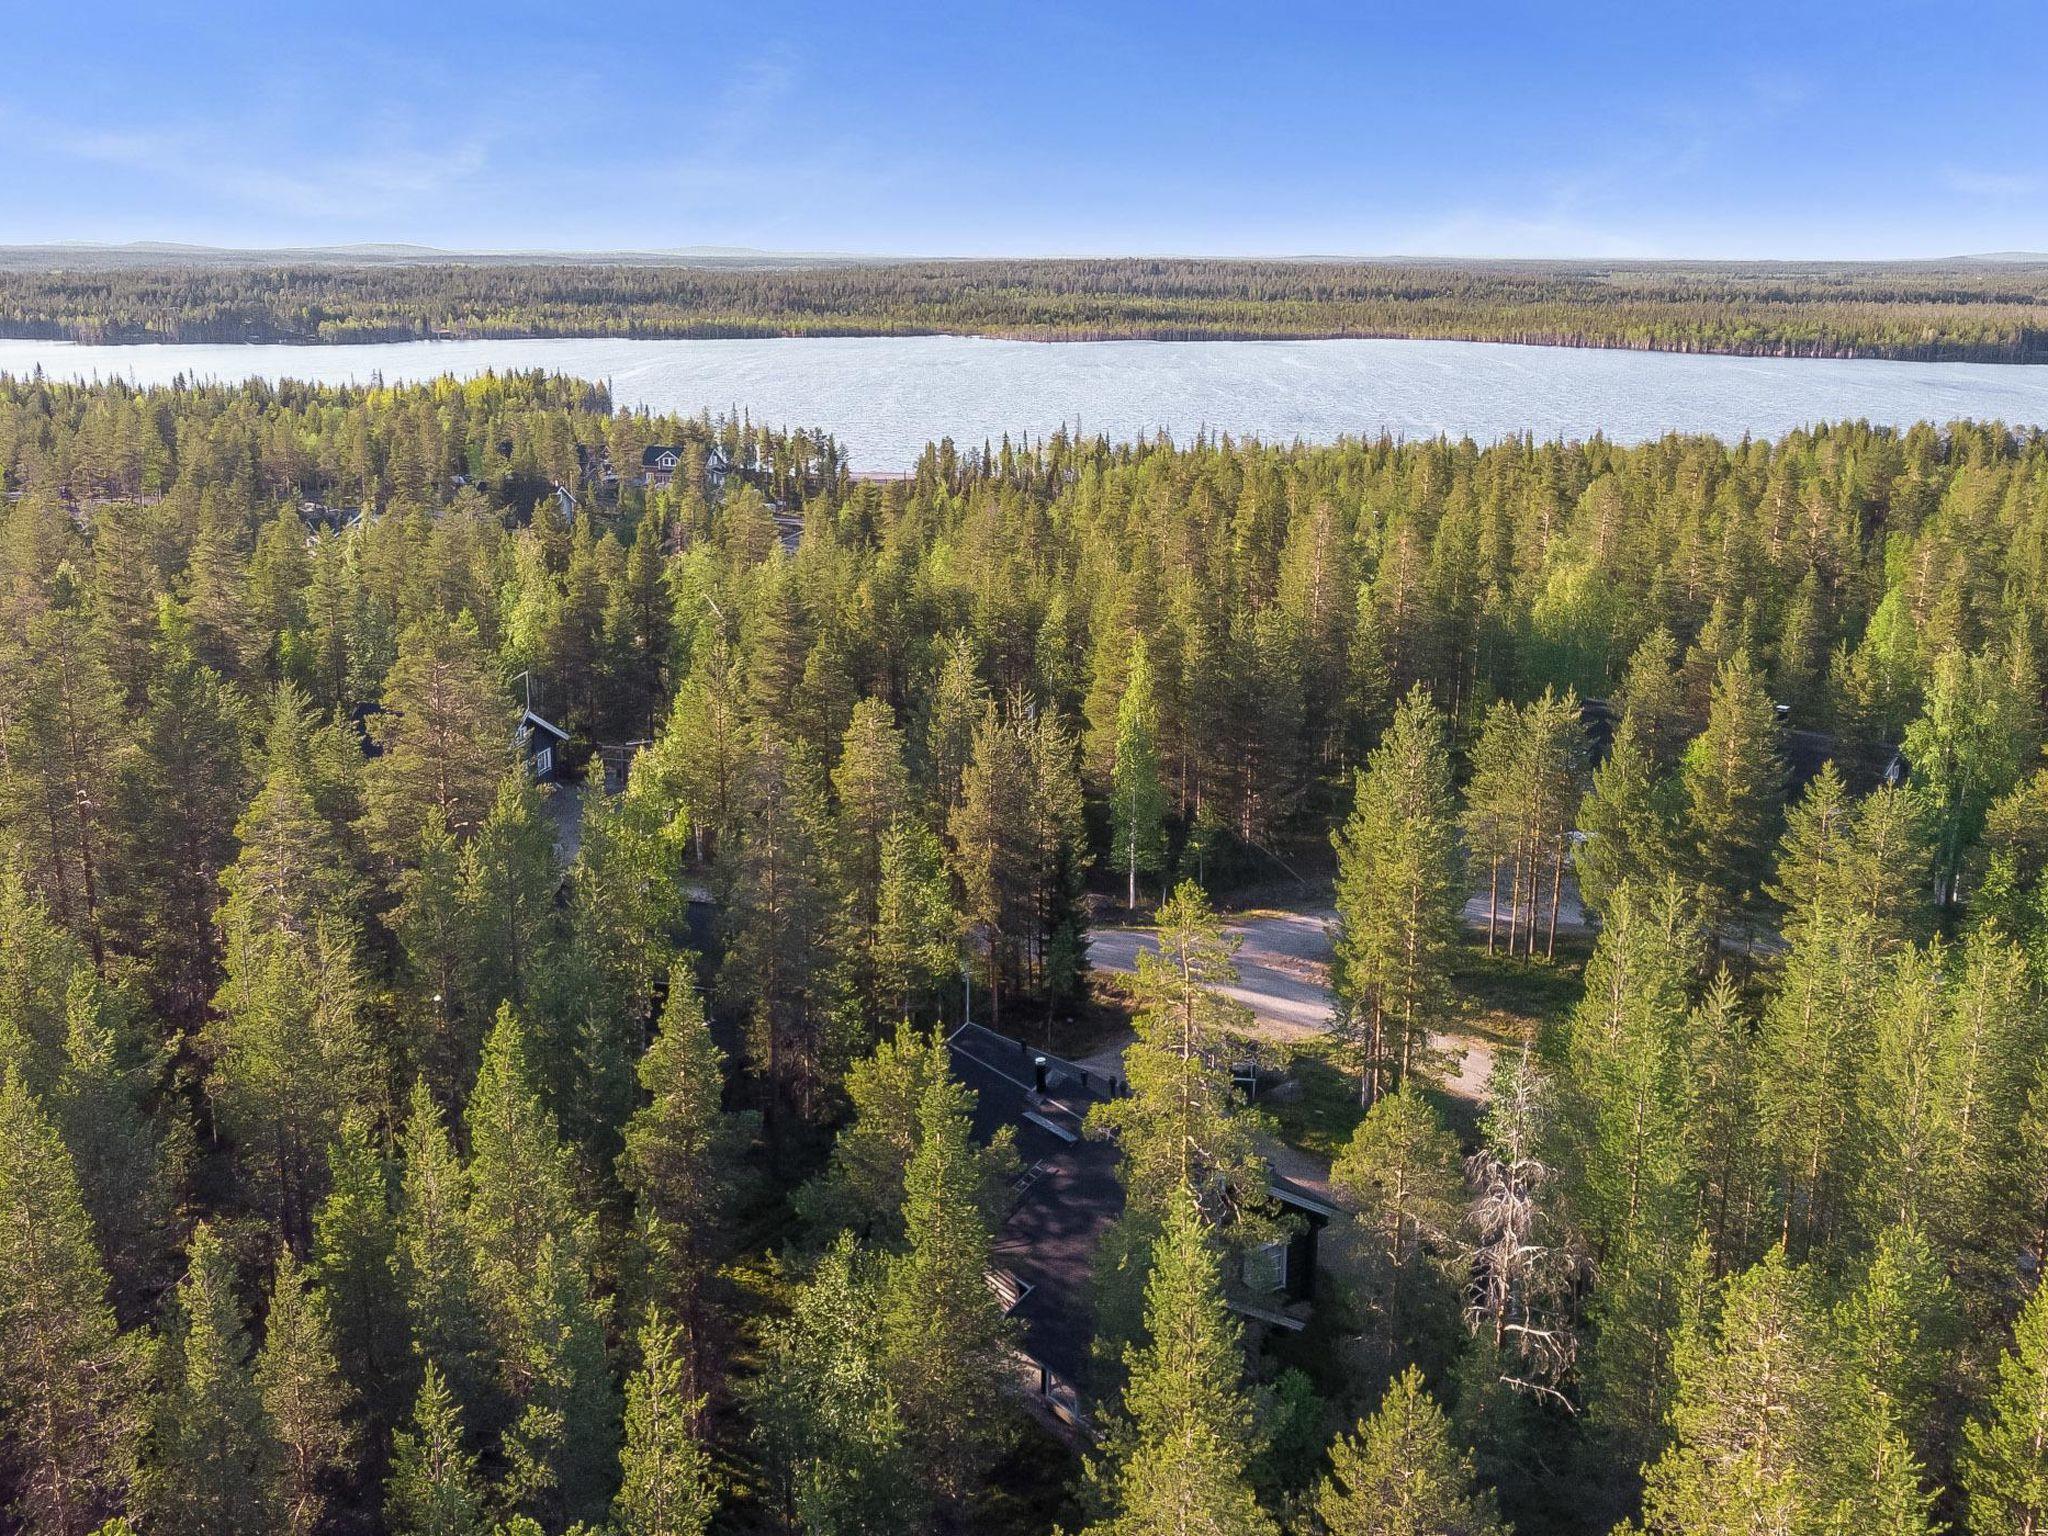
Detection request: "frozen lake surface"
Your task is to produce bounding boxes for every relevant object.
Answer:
[5,334,2048,472]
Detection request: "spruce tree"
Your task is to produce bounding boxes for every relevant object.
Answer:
[46,973,182,1316]
[872,817,962,1024]
[312,1116,406,1443]
[498,1233,620,1529]
[1574,717,1675,920]
[1675,655,1784,936]
[801,1018,1011,1242]
[1315,1366,1506,1536]
[393,1079,495,1427]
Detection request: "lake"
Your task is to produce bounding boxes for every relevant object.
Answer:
[5,334,2048,472]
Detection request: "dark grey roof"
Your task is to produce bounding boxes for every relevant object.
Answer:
[641,444,680,466]
[946,1025,1123,1392]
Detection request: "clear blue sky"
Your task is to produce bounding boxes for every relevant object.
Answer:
[5,0,2043,259]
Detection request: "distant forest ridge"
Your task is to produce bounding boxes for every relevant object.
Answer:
[2,252,2048,361]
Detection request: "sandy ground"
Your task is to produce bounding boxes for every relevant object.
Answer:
[1086,906,1340,1042]
[1083,881,1572,1118]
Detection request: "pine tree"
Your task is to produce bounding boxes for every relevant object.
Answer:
[1,585,128,961]
[1330,1084,1466,1383]
[140,1223,275,1536]
[878,1076,1016,1509]
[1331,685,1462,1103]
[1829,1224,1959,1485]
[748,1235,922,1536]
[1962,1283,2048,1536]
[614,1312,717,1536]
[1110,636,1168,909]
[106,633,250,1026]
[256,1248,356,1536]
[1676,655,1784,936]
[386,1361,489,1536]
[1315,1366,1506,1536]
[1461,699,1521,952]
[0,1067,142,1536]
[364,613,515,864]
[1084,1187,1275,1536]
[1632,1247,1825,1536]
[207,912,378,1248]
[1089,882,1267,1231]
[872,817,961,1024]
[312,1116,406,1443]
[627,632,753,862]
[831,694,913,955]
[618,967,752,1396]
[393,1079,496,1428]
[719,733,839,1131]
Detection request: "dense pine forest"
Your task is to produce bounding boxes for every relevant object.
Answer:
[6,371,2048,1536]
[2,254,2047,360]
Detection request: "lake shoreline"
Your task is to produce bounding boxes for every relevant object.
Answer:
[6,325,2046,367]
[6,332,2047,472]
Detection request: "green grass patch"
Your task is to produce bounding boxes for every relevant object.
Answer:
[1265,1035,1368,1161]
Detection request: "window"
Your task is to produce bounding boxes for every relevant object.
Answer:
[1241,1239,1289,1294]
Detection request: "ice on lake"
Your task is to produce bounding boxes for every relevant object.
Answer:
[5,333,2048,472]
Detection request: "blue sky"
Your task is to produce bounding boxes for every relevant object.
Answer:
[4,0,2043,258]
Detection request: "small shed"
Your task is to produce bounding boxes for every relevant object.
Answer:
[516,708,571,782]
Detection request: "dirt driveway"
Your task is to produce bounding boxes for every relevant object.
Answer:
[1087,906,1339,1042]
[1085,902,1502,1104]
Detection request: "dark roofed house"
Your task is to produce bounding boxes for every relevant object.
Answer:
[643,442,733,492]
[516,707,571,783]
[641,444,684,488]
[945,1022,1332,1431]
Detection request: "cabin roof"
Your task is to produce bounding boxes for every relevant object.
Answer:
[946,1025,1123,1392]
[519,707,569,743]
